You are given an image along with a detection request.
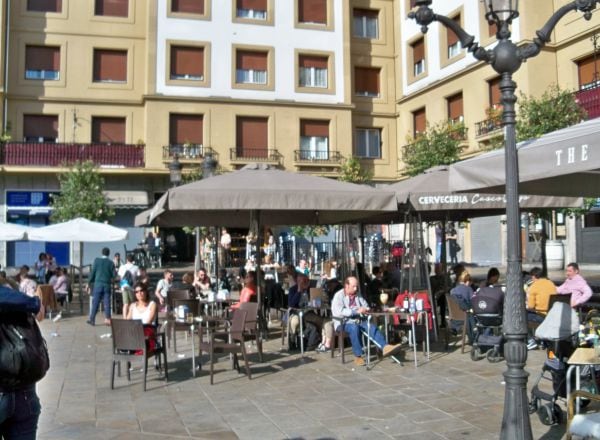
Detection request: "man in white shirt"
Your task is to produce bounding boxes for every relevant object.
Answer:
[118,254,139,318]
[220,228,232,267]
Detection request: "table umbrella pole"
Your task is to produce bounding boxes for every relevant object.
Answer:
[79,241,84,315]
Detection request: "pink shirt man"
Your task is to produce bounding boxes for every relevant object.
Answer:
[557,263,593,307]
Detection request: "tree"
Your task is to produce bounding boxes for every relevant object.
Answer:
[516,84,586,142]
[50,160,114,223]
[403,120,466,176]
[338,156,373,184]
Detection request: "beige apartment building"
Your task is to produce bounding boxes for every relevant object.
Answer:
[0,0,598,267]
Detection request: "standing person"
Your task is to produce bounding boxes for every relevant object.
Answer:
[220,228,232,268]
[446,222,459,265]
[118,254,139,318]
[33,253,47,284]
[87,247,115,326]
[154,269,174,310]
[0,285,47,439]
[331,276,401,366]
[556,262,593,308]
[113,252,122,270]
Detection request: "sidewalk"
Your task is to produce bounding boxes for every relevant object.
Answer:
[36,314,570,439]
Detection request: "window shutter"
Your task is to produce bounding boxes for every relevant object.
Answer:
[301,120,329,137]
[489,77,502,107]
[26,46,59,71]
[23,115,58,139]
[448,93,463,120]
[95,0,128,17]
[237,117,268,157]
[94,49,127,82]
[237,51,267,70]
[355,67,380,95]
[578,55,600,87]
[171,0,204,14]
[299,0,326,24]
[170,114,203,145]
[447,15,460,47]
[27,0,62,12]
[171,46,204,77]
[412,39,424,63]
[299,55,328,69]
[413,108,426,135]
[92,117,126,143]
[238,0,267,9]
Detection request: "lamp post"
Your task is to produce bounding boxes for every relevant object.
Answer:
[168,154,183,188]
[409,1,598,438]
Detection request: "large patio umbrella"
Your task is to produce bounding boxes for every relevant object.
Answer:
[448,118,600,197]
[28,218,128,314]
[134,163,398,228]
[0,222,31,241]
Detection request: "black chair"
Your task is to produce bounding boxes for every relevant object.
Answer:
[170,298,201,352]
[110,319,168,391]
[239,302,263,362]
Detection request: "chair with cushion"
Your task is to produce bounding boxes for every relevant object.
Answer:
[567,390,600,439]
[199,309,251,385]
[110,318,168,391]
[445,294,468,353]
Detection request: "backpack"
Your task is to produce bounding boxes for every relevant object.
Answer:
[121,269,134,287]
[0,312,50,389]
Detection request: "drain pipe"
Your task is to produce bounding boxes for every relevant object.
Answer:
[2,0,10,134]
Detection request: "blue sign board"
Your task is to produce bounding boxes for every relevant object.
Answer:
[7,191,56,207]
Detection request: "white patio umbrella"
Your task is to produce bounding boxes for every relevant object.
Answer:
[28,218,128,314]
[0,222,31,241]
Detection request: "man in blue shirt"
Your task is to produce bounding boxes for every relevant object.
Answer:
[87,247,116,326]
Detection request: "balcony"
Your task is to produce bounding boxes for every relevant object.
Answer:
[229,148,282,166]
[575,82,600,120]
[1,142,145,168]
[293,150,344,167]
[162,144,216,163]
[475,117,502,138]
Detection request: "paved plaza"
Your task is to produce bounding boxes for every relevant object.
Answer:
[36,312,571,440]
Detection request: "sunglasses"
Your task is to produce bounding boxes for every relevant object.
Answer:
[135,289,143,293]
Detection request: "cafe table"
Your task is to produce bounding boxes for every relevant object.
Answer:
[566,347,600,413]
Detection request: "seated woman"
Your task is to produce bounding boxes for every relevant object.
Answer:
[450,270,476,343]
[231,271,256,310]
[51,267,70,306]
[127,283,159,351]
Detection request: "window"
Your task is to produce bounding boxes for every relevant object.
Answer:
[171,0,204,14]
[23,115,58,142]
[447,15,461,59]
[447,92,463,124]
[299,55,328,88]
[300,119,329,160]
[578,55,600,90]
[353,8,378,39]
[95,0,128,17]
[170,46,204,80]
[356,128,381,159]
[92,117,126,143]
[298,0,326,25]
[355,67,380,97]
[236,0,267,20]
[25,46,60,80]
[236,50,268,84]
[413,108,426,137]
[27,0,62,12]
[169,114,203,158]
[93,49,127,83]
[411,38,425,77]
[489,76,502,108]
[236,117,268,158]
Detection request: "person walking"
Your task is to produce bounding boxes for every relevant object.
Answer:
[87,247,115,326]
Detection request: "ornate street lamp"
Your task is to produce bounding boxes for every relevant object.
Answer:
[168,154,183,188]
[409,1,598,438]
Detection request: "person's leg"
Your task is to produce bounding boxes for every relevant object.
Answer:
[342,322,363,357]
[122,287,131,318]
[358,321,387,349]
[102,284,112,320]
[2,387,41,440]
[289,315,300,335]
[88,286,102,324]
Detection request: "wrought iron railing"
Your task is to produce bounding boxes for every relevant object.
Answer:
[1,142,145,167]
[162,144,214,160]
[475,117,503,137]
[229,148,282,163]
[293,150,344,163]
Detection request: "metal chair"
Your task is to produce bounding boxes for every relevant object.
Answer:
[110,319,168,391]
[170,298,201,353]
[239,302,263,362]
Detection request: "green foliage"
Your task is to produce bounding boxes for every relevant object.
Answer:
[403,120,466,176]
[50,160,114,223]
[338,156,373,184]
[516,84,586,142]
[290,225,330,240]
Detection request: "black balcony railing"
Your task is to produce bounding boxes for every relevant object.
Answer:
[1,142,145,167]
[162,144,214,160]
[576,82,600,120]
[475,117,503,137]
[229,148,282,163]
[293,150,343,163]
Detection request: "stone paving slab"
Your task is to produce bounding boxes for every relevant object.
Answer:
[36,314,571,440]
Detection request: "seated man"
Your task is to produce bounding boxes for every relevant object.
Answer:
[331,276,401,366]
[286,270,310,343]
[556,262,592,308]
[526,267,556,350]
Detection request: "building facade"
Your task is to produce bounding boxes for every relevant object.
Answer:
[0,0,598,267]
